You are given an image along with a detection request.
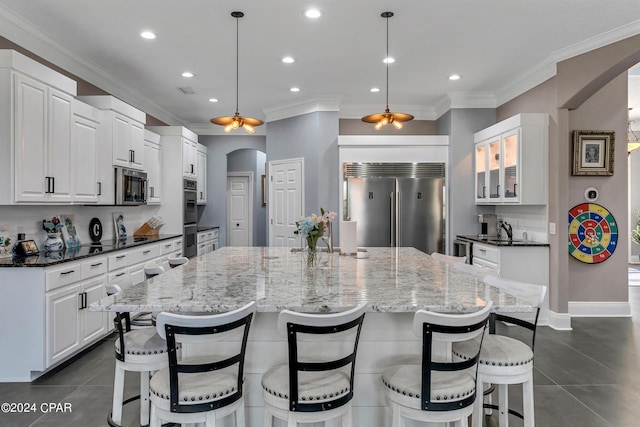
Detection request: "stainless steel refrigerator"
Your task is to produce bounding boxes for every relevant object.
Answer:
[344,163,445,254]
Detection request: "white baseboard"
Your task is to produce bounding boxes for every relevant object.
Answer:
[546,310,572,330]
[568,301,632,317]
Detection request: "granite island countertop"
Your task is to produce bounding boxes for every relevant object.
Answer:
[92,246,536,314]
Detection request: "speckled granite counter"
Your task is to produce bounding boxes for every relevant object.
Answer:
[91,246,533,314]
[0,234,182,267]
[456,234,550,247]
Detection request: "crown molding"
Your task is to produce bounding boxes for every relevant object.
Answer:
[0,3,184,126]
[434,92,497,118]
[262,96,341,123]
[339,103,436,120]
[495,19,640,106]
[187,123,267,136]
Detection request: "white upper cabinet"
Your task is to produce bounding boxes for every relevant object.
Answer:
[71,99,101,203]
[3,50,77,205]
[474,113,548,205]
[14,75,74,203]
[182,137,197,179]
[77,95,146,171]
[144,129,162,205]
[196,143,207,204]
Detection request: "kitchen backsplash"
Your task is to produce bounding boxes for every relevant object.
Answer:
[0,205,161,248]
[495,205,548,242]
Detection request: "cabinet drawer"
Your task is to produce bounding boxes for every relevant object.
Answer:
[81,257,107,279]
[107,269,131,290]
[160,240,175,255]
[473,258,498,271]
[108,252,128,270]
[128,244,161,265]
[46,263,82,291]
[473,244,499,264]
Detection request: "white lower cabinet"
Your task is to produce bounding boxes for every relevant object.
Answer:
[45,272,107,367]
[197,229,218,256]
[473,242,549,286]
[45,283,81,366]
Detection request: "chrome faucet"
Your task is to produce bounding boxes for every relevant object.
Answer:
[498,220,513,241]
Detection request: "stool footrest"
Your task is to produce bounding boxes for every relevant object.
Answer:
[483,403,524,420]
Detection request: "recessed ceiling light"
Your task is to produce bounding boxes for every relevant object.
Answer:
[383,57,395,64]
[140,31,156,40]
[290,87,300,92]
[448,74,462,81]
[182,72,195,78]
[370,87,380,93]
[208,98,219,103]
[282,56,295,64]
[304,8,323,19]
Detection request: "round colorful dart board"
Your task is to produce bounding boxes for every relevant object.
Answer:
[568,203,617,264]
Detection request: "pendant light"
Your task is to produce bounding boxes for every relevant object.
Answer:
[211,11,263,134]
[361,11,413,130]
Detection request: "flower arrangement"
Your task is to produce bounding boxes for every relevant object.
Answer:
[296,208,336,266]
[42,217,64,234]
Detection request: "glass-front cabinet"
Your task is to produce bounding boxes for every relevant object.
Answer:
[474,114,548,205]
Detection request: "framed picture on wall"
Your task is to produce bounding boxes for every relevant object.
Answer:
[572,130,615,176]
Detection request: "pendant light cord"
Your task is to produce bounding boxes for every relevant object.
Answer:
[235,14,239,116]
[385,14,389,112]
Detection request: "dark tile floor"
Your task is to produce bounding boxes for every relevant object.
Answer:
[0,287,639,427]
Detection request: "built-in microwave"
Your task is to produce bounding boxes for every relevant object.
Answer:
[115,167,147,205]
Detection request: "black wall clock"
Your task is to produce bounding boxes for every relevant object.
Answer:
[89,218,103,242]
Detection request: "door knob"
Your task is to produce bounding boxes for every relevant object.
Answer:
[236,223,240,227]
[293,230,299,235]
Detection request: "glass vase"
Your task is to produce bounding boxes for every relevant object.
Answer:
[306,238,318,268]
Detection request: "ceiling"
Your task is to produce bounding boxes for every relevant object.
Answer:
[1,0,640,133]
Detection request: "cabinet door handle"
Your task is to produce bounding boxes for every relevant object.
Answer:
[191,164,194,174]
[83,292,88,309]
[97,181,102,196]
[60,270,75,275]
[165,244,172,248]
[51,177,55,194]
[143,250,151,255]
[200,191,203,199]
[116,255,126,260]
[497,184,501,197]
[479,248,486,253]
[90,262,103,267]
[115,272,126,277]
[482,186,486,198]
[78,293,83,310]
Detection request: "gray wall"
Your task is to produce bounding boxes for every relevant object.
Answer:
[197,135,266,247]
[227,148,267,246]
[266,111,340,242]
[437,109,496,253]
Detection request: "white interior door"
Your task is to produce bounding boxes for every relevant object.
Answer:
[227,174,253,247]
[268,158,304,247]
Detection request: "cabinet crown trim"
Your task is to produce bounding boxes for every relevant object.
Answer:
[474,113,548,143]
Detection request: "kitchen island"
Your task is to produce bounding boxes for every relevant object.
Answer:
[91,247,535,427]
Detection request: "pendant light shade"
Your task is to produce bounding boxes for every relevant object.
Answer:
[361,11,413,130]
[211,11,263,134]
